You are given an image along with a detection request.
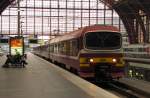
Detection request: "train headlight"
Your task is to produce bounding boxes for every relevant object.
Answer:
[112,58,117,63]
[89,58,94,63]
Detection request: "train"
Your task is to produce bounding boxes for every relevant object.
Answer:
[33,25,125,82]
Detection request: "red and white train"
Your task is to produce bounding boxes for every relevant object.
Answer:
[33,25,125,81]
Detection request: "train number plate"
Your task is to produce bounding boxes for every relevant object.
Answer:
[100,58,106,62]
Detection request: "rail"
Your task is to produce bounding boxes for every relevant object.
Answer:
[108,81,150,98]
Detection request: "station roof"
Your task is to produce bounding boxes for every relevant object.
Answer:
[1,0,150,44]
[99,0,150,43]
[0,0,15,14]
[0,0,122,36]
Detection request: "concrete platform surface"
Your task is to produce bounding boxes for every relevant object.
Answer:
[0,53,120,98]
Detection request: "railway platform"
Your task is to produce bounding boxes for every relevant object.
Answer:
[0,53,119,98]
[119,78,150,97]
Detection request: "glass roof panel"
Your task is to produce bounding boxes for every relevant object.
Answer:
[0,0,125,36]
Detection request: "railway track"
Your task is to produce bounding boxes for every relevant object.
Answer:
[108,82,142,98]
[94,80,149,98]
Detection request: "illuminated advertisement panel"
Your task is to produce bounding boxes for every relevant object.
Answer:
[10,37,24,55]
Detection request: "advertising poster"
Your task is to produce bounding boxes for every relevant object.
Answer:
[10,37,24,55]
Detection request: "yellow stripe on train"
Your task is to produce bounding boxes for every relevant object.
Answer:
[80,57,123,64]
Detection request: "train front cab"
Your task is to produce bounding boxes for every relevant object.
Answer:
[78,31,125,80]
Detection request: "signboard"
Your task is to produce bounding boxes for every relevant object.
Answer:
[10,37,24,56]
[0,38,8,43]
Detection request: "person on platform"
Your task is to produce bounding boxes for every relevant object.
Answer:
[14,49,28,65]
[2,49,27,68]
[14,49,21,63]
[2,55,12,68]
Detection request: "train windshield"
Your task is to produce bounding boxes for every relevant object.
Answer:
[85,32,121,50]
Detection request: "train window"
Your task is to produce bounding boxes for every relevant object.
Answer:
[69,39,79,56]
[66,41,71,55]
[54,44,58,53]
[63,42,67,54]
[62,42,66,54]
[72,40,79,56]
[85,32,121,50]
[58,43,61,53]
[50,44,54,53]
[46,45,49,52]
[58,42,64,54]
[70,41,73,56]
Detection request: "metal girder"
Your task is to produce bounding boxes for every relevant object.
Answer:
[128,0,148,43]
[138,0,150,15]
[0,0,15,14]
[99,0,118,8]
[99,0,150,44]
[114,7,138,44]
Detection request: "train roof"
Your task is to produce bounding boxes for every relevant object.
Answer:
[50,25,119,43]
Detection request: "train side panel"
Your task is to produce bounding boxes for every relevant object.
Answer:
[49,38,82,70]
